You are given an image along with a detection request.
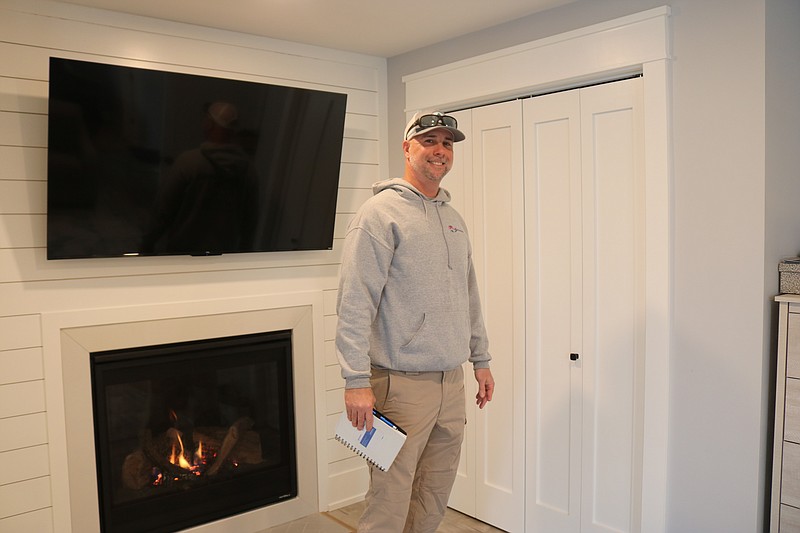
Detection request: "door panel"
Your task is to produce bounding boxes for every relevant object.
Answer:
[470,100,526,533]
[524,89,583,533]
[580,78,645,533]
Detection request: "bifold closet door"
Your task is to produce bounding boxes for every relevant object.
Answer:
[449,77,644,533]
[524,77,645,533]
[523,88,583,533]
[448,100,526,533]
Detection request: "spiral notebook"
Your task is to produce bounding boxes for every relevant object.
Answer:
[335,409,407,471]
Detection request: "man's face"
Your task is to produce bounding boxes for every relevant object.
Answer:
[404,129,455,186]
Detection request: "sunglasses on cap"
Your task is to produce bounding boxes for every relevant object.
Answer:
[406,113,459,137]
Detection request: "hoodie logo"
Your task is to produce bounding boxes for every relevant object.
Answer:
[448,225,464,233]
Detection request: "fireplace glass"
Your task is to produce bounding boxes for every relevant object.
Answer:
[90,331,297,533]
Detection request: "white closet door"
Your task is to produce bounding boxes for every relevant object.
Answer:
[449,100,526,532]
[524,76,645,533]
[523,88,583,533]
[579,77,645,533]
[473,99,526,533]
[451,77,643,533]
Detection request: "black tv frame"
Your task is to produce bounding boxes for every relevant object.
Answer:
[46,57,347,260]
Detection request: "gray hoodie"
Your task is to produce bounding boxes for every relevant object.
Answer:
[336,178,491,390]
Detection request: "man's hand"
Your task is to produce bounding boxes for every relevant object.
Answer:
[344,387,376,431]
[474,368,495,409]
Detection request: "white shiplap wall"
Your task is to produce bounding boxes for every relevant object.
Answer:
[0,0,381,529]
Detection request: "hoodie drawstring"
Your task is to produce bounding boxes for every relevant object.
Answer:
[434,202,453,270]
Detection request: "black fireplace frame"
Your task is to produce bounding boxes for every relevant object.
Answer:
[89,330,298,533]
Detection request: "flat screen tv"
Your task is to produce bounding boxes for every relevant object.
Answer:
[46,57,347,259]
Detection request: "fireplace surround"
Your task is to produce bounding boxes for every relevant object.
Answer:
[42,294,325,533]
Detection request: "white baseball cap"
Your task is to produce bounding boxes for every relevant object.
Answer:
[404,111,465,142]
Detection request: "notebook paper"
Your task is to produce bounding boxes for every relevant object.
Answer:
[334,409,407,471]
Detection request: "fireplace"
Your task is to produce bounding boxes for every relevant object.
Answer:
[90,331,297,533]
[43,298,323,533]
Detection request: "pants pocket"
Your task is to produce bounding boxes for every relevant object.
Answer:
[370,368,390,411]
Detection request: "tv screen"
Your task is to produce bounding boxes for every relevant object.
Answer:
[46,57,347,259]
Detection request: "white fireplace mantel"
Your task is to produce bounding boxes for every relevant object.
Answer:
[41,292,327,533]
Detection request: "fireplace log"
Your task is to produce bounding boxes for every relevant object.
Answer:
[205,417,254,475]
[120,420,265,489]
[193,427,263,465]
[121,449,153,490]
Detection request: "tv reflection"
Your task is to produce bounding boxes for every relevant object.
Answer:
[142,101,258,255]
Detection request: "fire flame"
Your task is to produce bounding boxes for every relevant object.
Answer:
[166,412,204,476]
[151,410,237,486]
[169,433,193,470]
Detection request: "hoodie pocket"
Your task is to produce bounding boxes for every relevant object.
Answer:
[399,311,470,359]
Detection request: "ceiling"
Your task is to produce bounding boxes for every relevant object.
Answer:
[53,0,576,57]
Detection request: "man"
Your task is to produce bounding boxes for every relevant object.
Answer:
[335,110,495,532]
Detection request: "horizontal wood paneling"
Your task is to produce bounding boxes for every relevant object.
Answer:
[327,461,369,508]
[344,89,380,117]
[326,389,344,415]
[328,438,358,464]
[337,189,374,214]
[0,477,51,519]
[325,363,344,391]
[0,215,44,249]
[0,315,40,351]
[0,42,48,81]
[339,163,380,189]
[341,138,380,165]
[325,340,338,366]
[328,456,367,477]
[0,244,343,284]
[0,180,45,215]
[0,413,48,453]
[326,412,341,439]
[0,444,49,486]
[0,348,43,385]
[0,4,381,92]
[323,289,338,315]
[345,113,380,140]
[0,381,45,419]
[0,147,46,181]
[0,508,53,533]
[0,111,46,147]
[0,77,47,114]
[0,267,340,316]
[324,314,337,341]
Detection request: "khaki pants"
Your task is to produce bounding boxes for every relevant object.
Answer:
[358,366,466,533]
